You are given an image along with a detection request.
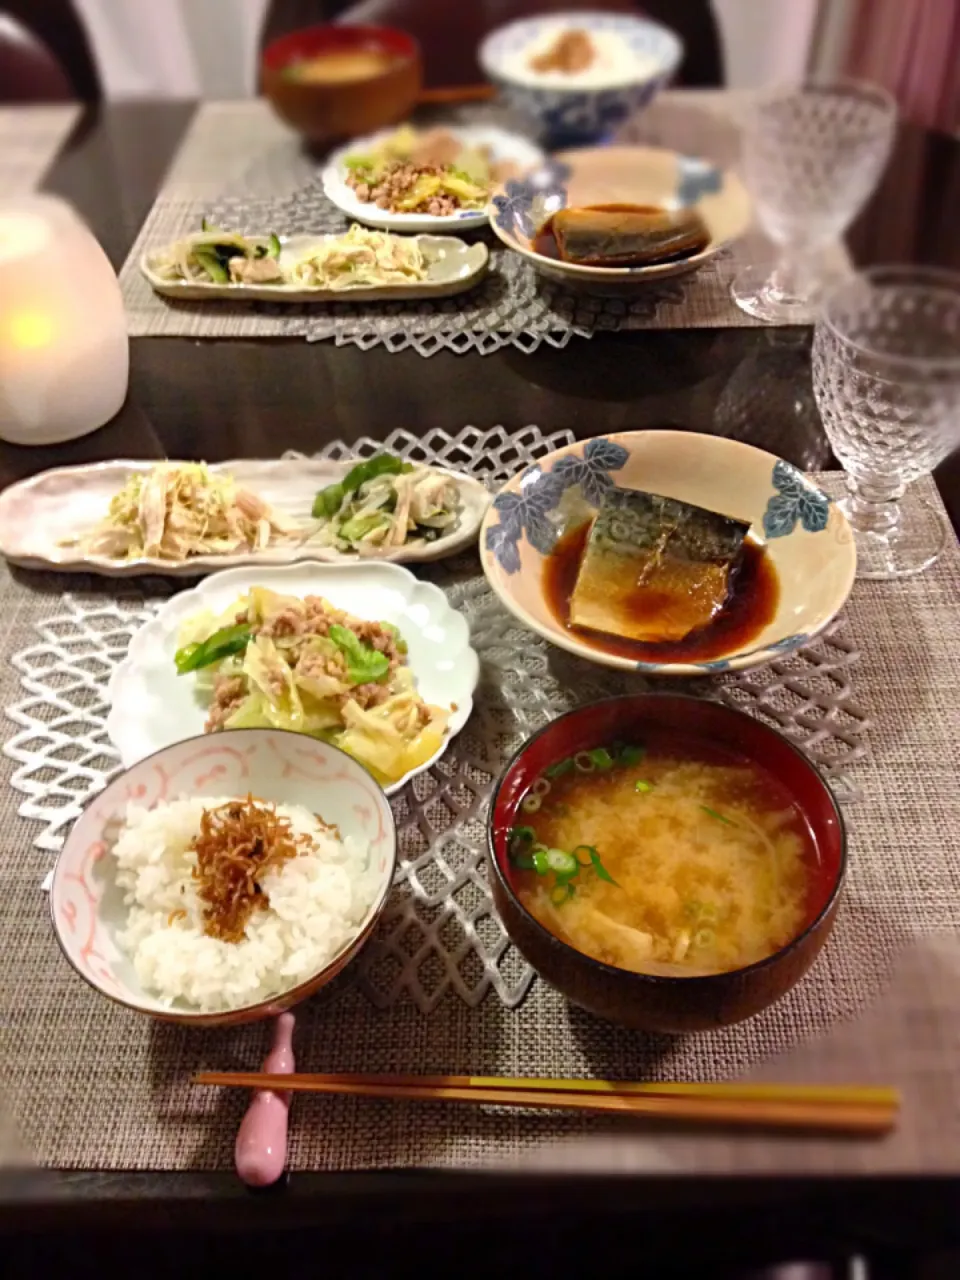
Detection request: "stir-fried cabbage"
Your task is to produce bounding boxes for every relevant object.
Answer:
[176,587,449,784]
[288,224,427,291]
[63,463,300,562]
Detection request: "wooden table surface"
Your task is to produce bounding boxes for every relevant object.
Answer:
[4,101,960,1254]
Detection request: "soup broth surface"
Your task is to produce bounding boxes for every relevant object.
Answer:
[288,49,396,83]
[511,734,818,977]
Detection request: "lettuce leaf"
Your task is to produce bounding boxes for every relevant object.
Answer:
[328,624,389,685]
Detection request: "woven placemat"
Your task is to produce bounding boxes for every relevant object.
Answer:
[0,105,79,195]
[1,428,958,1173]
[118,93,849,355]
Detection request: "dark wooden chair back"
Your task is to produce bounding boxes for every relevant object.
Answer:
[261,0,724,89]
[0,1,100,101]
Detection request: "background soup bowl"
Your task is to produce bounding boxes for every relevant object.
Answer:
[50,728,397,1027]
[479,430,856,676]
[479,11,683,148]
[487,694,847,1033]
[261,24,421,144]
[488,146,751,294]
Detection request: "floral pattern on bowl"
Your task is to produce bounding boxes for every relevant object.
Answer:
[487,146,751,294]
[49,728,397,1026]
[479,431,856,676]
[479,12,683,147]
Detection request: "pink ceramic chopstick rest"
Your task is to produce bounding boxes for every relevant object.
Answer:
[234,1011,295,1187]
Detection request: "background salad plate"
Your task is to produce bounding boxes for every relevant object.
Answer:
[141,233,489,304]
[106,560,479,794]
[0,458,490,577]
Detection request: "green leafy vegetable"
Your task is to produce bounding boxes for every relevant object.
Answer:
[544,757,574,779]
[311,454,413,521]
[381,622,408,654]
[328,624,390,685]
[174,622,252,674]
[339,512,389,543]
[193,246,228,283]
[312,483,345,520]
[587,747,614,770]
[700,805,737,827]
[635,779,654,794]
[573,844,618,887]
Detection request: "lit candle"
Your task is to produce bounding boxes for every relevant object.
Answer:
[0,196,128,445]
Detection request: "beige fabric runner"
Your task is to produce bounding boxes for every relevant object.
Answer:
[1,471,958,1174]
[0,105,79,195]
[118,93,850,347]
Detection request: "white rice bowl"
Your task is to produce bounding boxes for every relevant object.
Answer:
[112,796,379,1014]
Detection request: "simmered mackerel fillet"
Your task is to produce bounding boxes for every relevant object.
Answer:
[569,489,750,643]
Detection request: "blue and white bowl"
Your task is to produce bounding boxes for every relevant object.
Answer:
[479,431,856,677]
[487,145,751,293]
[479,11,683,147]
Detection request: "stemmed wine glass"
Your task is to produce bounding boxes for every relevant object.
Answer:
[812,266,960,579]
[732,80,897,323]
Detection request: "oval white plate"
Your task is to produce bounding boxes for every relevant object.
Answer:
[322,125,545,233]
[140,233,489,303]
[0,457,490,577]
[106,560,479,794]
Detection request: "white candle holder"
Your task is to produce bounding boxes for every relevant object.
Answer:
[0,196,128,446]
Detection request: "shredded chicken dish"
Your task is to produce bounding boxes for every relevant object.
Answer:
[63,463,299,561]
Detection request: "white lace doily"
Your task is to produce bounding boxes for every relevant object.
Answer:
[4,426,870,1011]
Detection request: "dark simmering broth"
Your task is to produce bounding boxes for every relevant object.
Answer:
[544,522,779,663]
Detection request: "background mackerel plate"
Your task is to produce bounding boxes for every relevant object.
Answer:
[141,233,489,303]
[0,458,490,577]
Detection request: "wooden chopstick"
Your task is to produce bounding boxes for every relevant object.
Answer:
[417,84,497,105]
[194,1072,899,1135]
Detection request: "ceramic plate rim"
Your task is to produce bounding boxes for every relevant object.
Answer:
[105,559,479,794]
[479,430,857,676]
[0,457,491,577]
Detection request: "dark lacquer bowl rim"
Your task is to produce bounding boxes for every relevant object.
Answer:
[486,692,847,989]
[262,23,421,82]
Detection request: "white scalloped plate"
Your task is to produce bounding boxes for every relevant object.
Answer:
[106,560,479,794]
[0,457,490,578]
[322,125,545,233]
[140,234,489,303]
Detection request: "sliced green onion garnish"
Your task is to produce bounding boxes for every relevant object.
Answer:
[619,744,646,766]
[545,757,574,779]
[532,848,549,876]
[544,848,578,878]
[635,779,654,794]
[550,883,575,907]
[588,847,619,886]
[587,747,614,770]
[521,793,542,814]
[574,751,596,772]
[694,928,716,948]
[700,805,737,826]
[532,777,552,797]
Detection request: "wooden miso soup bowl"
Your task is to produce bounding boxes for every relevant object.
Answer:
[261,24,422,145]
[487,693,846,1034]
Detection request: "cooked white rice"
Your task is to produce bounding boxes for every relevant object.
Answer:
[112,796,379,1013]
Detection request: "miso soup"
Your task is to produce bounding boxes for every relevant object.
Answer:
[508,734,819,977]
[286,49,397,84]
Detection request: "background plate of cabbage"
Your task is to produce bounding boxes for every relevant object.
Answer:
[322,124,545,233]
[106,561,478,792]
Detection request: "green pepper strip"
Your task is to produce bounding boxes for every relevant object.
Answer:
[174,622,252,675]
